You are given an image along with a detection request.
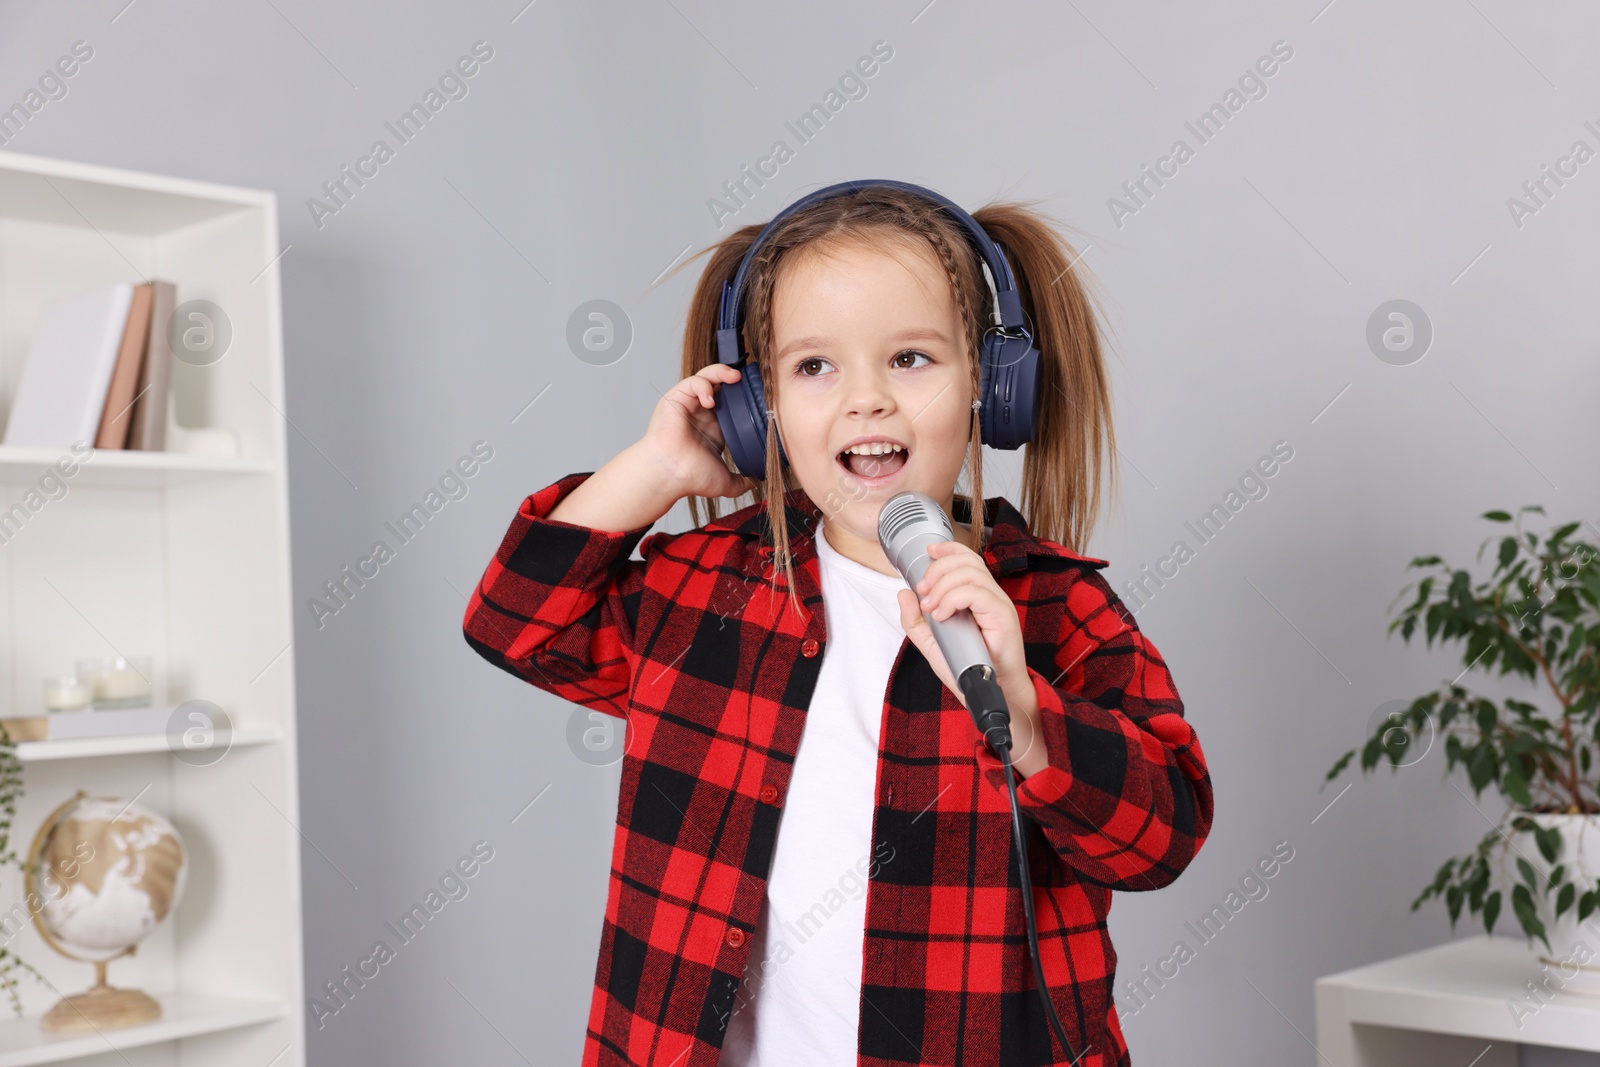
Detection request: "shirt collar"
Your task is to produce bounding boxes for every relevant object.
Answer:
[703,487,1109,574]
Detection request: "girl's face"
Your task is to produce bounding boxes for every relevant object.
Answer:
[768,234,975,575]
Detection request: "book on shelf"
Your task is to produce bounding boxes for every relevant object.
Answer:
[127,279,175,451]
[3,283,132,448]
[3,279,176,452]
[95,281,154,449]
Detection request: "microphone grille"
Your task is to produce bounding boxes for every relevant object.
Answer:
[879,492,951,546]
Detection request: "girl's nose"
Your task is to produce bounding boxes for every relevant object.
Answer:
[844,375,895,416]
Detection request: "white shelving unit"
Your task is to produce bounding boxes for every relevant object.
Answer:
[1315,936,1600,1066]
[0,151,304,1064]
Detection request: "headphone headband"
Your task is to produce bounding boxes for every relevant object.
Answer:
[715,179,1026,368]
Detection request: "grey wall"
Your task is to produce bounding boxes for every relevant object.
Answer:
[4,0,1597,1063]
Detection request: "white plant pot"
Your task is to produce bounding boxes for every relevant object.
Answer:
[1525,812,1600,998]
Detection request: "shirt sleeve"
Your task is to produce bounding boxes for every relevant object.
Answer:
[973,567,1213,892]
[461,471,656,718]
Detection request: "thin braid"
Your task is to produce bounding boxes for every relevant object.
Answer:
[919,220,982,364]
[748,241,807,624]
[916,218,988,552]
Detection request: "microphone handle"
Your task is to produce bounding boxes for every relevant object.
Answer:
[900,533,1014,755]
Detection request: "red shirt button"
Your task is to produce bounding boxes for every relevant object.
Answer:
[759,784,779,804]
[725,927,746,948]
[801,639,819,658]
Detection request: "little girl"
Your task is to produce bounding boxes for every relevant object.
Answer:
[463,182,1213,1067]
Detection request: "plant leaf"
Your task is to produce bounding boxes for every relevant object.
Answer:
[1512,883,1551,951]
[1535,825,1562,864]
[1484,890,1502,933]
[1499,537,1518,570]
[1503,771,1533,807]
[1475,699,1499,736]
[1518,857,1538,891]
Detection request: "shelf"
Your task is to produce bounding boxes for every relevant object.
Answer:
[0,447,273,489]
[15,725,282,762]
[0,994,286,1067]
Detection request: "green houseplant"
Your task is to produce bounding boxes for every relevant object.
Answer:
[0,724,47,1015]
[1325,507,1600,963]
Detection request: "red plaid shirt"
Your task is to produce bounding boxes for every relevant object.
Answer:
[462,472,1213,1067]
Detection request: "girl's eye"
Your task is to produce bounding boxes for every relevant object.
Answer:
[793,350,932,377]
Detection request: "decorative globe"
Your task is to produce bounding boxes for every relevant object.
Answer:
[26,792,188,1032]
[36,796,187,959]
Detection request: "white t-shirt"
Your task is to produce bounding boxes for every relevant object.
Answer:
[719,520,910,1066]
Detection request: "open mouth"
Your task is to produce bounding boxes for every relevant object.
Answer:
[837,444,909,482]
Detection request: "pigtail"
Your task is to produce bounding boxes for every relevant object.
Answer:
[972,203,1119,555]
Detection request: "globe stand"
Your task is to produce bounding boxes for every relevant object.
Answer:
[40,956,160,1034]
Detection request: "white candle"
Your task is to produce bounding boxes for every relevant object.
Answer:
[43,677,91,712]
[95,667,151,702]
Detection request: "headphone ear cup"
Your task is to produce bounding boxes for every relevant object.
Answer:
[712,359,783,479]
[977,334,1041,449]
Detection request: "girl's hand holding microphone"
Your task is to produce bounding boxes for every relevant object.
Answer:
[546,364,757,532]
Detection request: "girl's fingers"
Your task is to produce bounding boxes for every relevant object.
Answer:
[915,556,984,607]
[897,590,961,702]
[687,365,740,407]
[914,541,981,593]
[928,584,979,622]
[698,364,740,383]
[914,544,952,595]
[900,590,939,637]
[925,572,1005,623]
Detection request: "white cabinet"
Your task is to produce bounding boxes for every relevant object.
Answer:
[1316,936,1600,1067]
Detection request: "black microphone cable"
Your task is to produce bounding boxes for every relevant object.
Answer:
[958,664,1083,1066]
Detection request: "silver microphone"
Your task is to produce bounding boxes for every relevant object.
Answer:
[878,490,1013,754]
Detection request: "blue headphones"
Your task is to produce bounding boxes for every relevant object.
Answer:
[712,179,1042,479]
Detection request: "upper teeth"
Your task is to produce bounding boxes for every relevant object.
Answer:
[843,443,905,456]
